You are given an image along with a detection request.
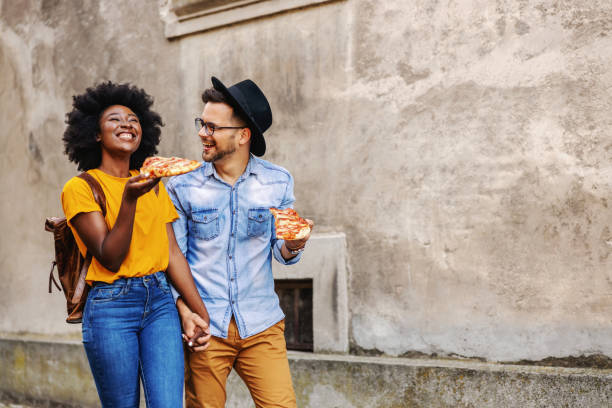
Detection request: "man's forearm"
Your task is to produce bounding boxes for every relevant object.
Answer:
[176,297,190,318]
[280,242,299,261]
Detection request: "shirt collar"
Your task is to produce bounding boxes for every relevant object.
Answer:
[246,154,260,175]
[203,154,260,181]
[203,162,214,177]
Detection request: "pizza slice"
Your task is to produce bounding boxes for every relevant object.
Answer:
[269,207,311,240]
[140,156,201,179]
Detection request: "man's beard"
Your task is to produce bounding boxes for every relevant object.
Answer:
[202,144,237,162]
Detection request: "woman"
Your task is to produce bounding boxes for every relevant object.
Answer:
[61,81,209,408]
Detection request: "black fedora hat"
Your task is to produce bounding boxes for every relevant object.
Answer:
[211,76,272,156]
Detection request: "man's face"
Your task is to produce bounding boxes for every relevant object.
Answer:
[198,102,244,163]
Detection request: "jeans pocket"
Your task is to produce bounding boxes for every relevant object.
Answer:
[156,273,171,294]
[90,281,127,303]
[190,209,220,240]
[247,208,271,237]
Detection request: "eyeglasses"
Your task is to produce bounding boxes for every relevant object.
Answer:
[194,118,244,137]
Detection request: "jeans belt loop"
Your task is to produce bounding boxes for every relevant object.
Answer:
[153,271,164,285]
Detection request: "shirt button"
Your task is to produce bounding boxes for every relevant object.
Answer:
[231,233,235,237]
[232,300,235,304]
[229,255,232,259]
[233,210,236,214]
[231,278,235,281]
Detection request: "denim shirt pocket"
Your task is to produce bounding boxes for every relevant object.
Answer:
[247,208,271,237]
[191,209,220,240]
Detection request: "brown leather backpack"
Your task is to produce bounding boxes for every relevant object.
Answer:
[45,172,107,324]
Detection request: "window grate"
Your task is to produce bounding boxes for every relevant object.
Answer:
[274,279,313,351]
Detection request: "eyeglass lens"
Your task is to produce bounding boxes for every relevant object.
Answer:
[195,119,214,136]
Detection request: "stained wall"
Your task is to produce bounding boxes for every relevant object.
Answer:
[1,0,611,362]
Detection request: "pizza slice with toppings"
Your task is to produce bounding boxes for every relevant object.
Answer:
[140,156,201,179]
[269,207,311,240]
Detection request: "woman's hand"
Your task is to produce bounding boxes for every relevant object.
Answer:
[123,173,160,202]
[177,298,211,351]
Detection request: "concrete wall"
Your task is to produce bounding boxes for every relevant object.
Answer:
[0,0,183,336]
[2,336,611,407]
[1,0,612,364]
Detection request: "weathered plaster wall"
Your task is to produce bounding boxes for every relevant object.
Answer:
[170,0,612,362]
[0,0,182,335]
[1,0,611,364]
[341,0,612,362]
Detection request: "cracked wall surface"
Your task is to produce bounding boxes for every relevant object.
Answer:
[1,0,611,363]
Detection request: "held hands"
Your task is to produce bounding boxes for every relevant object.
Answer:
[180,308,212,352]
[123,173,160,202]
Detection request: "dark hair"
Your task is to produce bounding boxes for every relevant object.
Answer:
[63,81,163,171]
[201,88,246,125]
[201,87,226,105]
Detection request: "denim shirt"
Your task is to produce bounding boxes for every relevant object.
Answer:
[166,155,302,339]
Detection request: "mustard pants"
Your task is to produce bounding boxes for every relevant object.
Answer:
[185,318,297,408]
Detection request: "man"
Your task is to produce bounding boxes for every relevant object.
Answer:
[166,77,313,408]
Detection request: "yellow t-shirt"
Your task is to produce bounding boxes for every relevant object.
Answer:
[61,169,178,284]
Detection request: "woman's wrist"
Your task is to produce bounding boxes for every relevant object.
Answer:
[122,189,139,204]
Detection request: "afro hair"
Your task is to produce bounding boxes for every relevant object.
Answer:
[63,81,163,171]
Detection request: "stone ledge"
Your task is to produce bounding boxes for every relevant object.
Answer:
[0,337,98,408]
[160,0,343,38]
[283,353,612,408]
[2,337,611,407]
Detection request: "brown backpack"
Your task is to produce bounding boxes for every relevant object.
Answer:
[45,172,107,324]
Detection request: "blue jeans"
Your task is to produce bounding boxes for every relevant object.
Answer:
[82,272,184,408]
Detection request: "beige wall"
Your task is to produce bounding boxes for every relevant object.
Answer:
[1,0,611,362]
[0,0,182,335]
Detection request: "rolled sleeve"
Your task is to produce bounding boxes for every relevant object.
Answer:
[273,240,302,265]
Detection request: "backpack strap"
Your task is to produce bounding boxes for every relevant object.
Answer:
[78,172,107,217]
[72,172,108,301]
[48,261,61,292]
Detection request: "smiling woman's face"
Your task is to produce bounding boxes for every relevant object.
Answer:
[97,105,142,155]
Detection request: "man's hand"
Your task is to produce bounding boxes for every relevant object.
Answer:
[282,218,314,259]
[177,298,212,352]
[181,313,211,351]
